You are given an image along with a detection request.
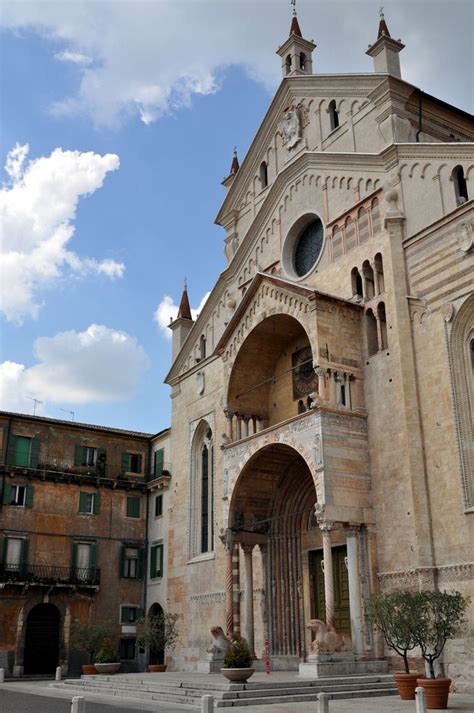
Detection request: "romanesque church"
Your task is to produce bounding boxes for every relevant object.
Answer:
[164,8,474,685]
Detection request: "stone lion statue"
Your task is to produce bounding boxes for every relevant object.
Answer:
[207,626,231,656]
[307,619,352,654]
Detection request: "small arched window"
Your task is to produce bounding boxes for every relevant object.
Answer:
[190,422,214,557]
[298,399,306,414]
[377,302,388,350]
[362,260,375,300]
[259,161,268,189]
[199,335,206,361]
[285,55,292,74]
[374,253,384,294]
[351,267,363,299]
[452,165,469,205]
[299,52,307,71]
[366,309,378,356]
[329,100,339,131]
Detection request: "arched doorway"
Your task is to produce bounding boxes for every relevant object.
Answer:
[24,603,60,674]
[148,603,164,665]
[229,443,316,658]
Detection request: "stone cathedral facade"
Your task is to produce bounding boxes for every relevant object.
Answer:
[164,12,474,688]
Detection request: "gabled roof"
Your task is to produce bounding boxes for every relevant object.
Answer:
[0,410,154,438]
[214,272,362,355]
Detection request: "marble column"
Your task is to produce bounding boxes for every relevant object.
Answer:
[316,368,326,400]
[242,415,250,438]
[242,544,256,656]
[345,527,364,654]
[320,523,336,629]
[224,409,234,442]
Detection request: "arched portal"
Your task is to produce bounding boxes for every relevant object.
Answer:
[148,602,165,665]
[24,603,60,674]
[229,443,317,659]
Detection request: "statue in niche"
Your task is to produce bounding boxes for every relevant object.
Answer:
[279,109,301,149]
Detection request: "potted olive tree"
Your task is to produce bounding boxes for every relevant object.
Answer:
[70,619,118,676]
[414,590,468,710]
[221,637,254,683]
[366,591,421,700]
[136,611,179,672]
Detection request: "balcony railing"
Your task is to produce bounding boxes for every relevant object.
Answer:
[0,563,100,586]
[1,450,171,482]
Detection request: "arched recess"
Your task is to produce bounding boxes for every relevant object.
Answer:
[226,314,316,428]
[148,602,165,665]
[24,603,60,674]
[366,309,378,356]
[229,443,317,657]
[450,295,474,508]
[189,420,214,558]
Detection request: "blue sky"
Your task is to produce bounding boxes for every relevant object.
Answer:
[0,1,472,433]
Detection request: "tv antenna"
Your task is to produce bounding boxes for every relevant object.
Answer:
[60,408,75,422]
[26,396,43,415]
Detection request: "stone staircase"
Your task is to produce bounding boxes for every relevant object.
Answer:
[51,673,398,708]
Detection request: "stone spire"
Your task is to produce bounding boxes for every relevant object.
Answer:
[366,9,405,79]
[222,149,240,189]
[169,281,194,360]
[177,281,192,320]
[277,3,316,77]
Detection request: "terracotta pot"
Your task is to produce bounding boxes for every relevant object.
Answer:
[221,667,254,683]
[81,664,97,676]
[94,662,120,675]
[148,664,167,672]
[393,672,420,700]
[417,677,451,710]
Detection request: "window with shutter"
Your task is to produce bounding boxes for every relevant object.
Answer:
[79,492,97,514]
[153,449,164,478]
[154,494,163,517]
[150,543,164,578]
[126,497,140,518]
[122,547,139,578]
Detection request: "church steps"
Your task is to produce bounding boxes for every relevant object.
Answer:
[52,673,398,707]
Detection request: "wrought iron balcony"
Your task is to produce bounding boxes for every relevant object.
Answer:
[0,563,100,587]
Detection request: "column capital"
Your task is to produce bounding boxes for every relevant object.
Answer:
[224,408,234,419]
[319,521,336,533]
[315,367,326,378]
[242,414,251,423]
[241,543,255,555]
[344,523,361,535]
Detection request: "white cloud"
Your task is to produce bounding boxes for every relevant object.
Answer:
[2,1,471,126]
[54,49,92,65]
[0,324,150,413]
[154,291,211,339]
[0,143,123,322]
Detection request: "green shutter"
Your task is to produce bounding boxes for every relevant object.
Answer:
[1,537,7,564]
[155,494,163,517]
[6,436,17,465]
[154,449,164,477]
[2,483,12,505]
[136,454,143,473]
[119,545,125,578]
[136,607,144,620]
[74,445,84,466]
[137,547,145,580]
[121,606,129,624]
[25,485,34,508]
[157,544,164,577]
[20,539,29,575]
[30,437,40,468]
[121,452,130,473]
[93,491,101,515]
[70,542,78,572]
[150,545,157,578]
[79,492,88,513]
[97,448,106,476]
[90,542,97,574]
[126,497,140,518]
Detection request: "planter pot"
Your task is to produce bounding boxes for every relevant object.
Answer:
[393,672,421,700]
[221,668,254,683]
[81,664,97,676]
[148,664,167,672]
[417,677,452,710]
[94,662,121,675]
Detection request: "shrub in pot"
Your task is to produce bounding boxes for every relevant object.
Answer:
[412,590,468,710]
[94,642,121,675]
[366,591,421,700]
[70,619,118,676]
[136,611,179,672]
[221,637,254,683]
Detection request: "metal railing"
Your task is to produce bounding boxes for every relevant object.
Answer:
[1,449,171,482]
[0,562,100,586]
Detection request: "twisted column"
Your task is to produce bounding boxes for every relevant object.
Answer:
[225,541,234,638]
[320,522,336,629]
[242,543,255,656]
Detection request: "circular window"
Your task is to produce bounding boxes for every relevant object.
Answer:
[293,218,324,277]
